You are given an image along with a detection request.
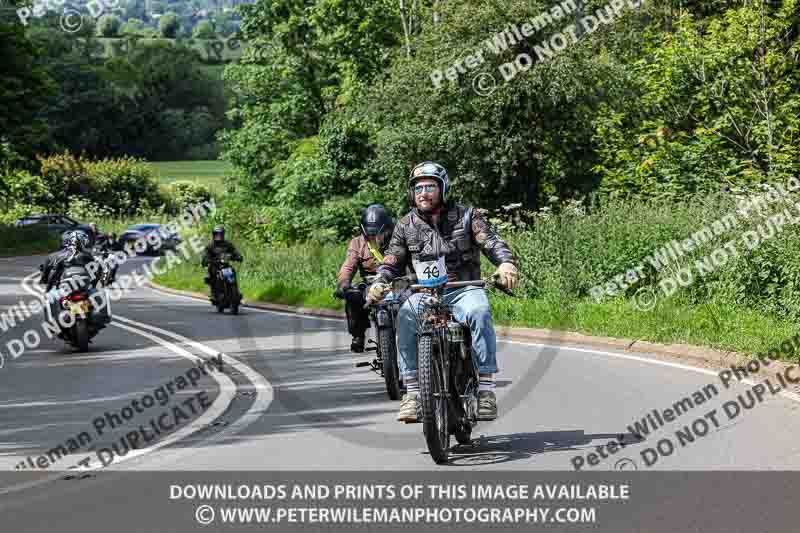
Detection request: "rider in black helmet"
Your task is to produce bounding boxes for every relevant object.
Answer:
[202,225,242,305]
[334,204,395,353]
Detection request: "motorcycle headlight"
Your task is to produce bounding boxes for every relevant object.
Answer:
[377,309,388,326]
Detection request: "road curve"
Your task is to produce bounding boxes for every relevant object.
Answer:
[2,254,800,531]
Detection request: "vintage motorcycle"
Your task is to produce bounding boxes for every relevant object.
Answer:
[358,275,415,400]
[211,253,241,314]
[406,255,513,464]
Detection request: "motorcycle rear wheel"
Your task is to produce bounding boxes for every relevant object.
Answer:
[75,319,89,352]
[419,333,449,464]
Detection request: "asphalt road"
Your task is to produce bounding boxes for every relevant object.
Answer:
[2,253,800,532]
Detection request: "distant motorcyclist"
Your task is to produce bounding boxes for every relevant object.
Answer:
[334,204,395,353]
[39,231,96,292]
[201,225,242,305]
[88,223,115,251]
[366,161,519,423]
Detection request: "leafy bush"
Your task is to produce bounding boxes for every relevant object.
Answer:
[97,15,122,37]
[66,197,116,222]
[0,203,48,225]
[0,168,52,208]
[37,152,170,215]
[159,12,179,38]
[169,180,213,208]
[193,20,215,39]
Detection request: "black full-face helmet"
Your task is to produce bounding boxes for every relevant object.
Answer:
[360,204,394,240]
[212,225,225,242]
[408,161,449,207]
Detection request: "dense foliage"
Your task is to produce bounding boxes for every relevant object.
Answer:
[18,16,229,161]
[220,0,800,243]
[0,152,170,221]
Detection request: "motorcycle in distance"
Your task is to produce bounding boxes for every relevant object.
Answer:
[405,255,513,464]
[357,275,415,400]
[211,253,242,314]
[46,265,112,352]
[91,243,117,287]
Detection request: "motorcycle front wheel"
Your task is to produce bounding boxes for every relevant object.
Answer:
[419,332,450,464]
[230,282,240,315]
[378,326,400,400]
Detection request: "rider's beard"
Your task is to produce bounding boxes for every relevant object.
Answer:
[417,197,442,214]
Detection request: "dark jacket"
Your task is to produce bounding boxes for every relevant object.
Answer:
[376,203,517,283]
[39,248,96,290]
[202,240,242,267]
[336,235,387,287]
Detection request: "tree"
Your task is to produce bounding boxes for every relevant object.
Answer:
[97,15,122,37]
[211,11,236,37]
[193,20,215,39]
[120,18,145,36]
[0,3,55,167]
[159,12,180,38]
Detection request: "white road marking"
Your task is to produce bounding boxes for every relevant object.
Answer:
[110,315,274,470]
[146,283,800,404]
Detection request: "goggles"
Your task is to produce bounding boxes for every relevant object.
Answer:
[414,184,439,194]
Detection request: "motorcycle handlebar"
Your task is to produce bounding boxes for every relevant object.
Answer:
[410,279,516,297]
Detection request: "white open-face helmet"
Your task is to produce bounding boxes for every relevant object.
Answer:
[408,161,449,206]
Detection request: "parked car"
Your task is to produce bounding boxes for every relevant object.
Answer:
[14,214,92,236]
[115,224,182,255]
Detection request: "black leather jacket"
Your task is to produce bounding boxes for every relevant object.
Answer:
[39,248,96,291]
[376,203,517,283]
[201,240,242,268]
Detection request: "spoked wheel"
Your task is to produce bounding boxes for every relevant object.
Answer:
[419,333,449,464]
[378,327,400,400]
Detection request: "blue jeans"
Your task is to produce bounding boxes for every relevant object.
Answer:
[397,286,498,379]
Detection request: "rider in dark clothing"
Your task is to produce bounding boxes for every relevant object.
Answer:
[39,232,96,291]
[334,204,395,353]
[201,225,242,304]
[88,223,115,251]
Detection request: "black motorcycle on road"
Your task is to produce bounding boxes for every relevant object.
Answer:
[46,265,111,352]
[91,245,117,287]
[405,259,513,464]
[358,275,415,400]
[211,254,241,314]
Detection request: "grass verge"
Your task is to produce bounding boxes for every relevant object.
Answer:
[153,238,799,361]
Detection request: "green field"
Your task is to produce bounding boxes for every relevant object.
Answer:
[149,160,233,194]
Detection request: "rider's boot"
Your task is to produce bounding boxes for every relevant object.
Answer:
[397,393,420,423]
[350,335,365,353]
[478,391,497,420]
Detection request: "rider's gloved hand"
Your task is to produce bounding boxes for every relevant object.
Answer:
[493,262,519,291]
[333,282,350,300]
[366,281,389,305]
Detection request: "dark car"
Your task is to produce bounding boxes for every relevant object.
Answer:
[14,214,92,236]
[116,224,182,255]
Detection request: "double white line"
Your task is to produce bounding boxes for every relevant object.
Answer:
[0,272,272,493]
